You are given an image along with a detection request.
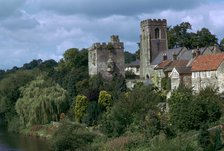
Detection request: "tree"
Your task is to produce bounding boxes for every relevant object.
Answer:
[15,76,68,127]
[220,38,224,51]
[168,22,218,49]
[0,70,35,125]
[22,59,42,70]
[101,85,164,137]
[98,90,113,109]
[52,121,96,151]
[52,48,88,103]
[124,51,136,64]
[168,86,221,131]
[196,28,218,47]
[74,95,88,122]
[168,22,192,48]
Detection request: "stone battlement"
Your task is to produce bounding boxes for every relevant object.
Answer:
[141,19,167,27]
[89,35,124,50]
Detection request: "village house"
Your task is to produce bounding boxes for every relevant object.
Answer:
[169,66,191,90]
[191,53,224,93]
[125,59,140,76]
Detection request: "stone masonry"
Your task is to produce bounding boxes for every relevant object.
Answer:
[88,35,125,80]
[140,19,168,79]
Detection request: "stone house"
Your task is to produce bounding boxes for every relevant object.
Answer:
[88,35,125,80]
[169,67,191,90]
[191,53,224,93]
[154,58,189,88]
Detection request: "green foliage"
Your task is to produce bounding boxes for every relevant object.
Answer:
[22,59,42,70]
[0,70,35,125]
[74,95,88,122]
[220,38,224,51]
[198,125,211,150]
[161,77,171,91]
[53,48,88,103]
[101,85,164,137]
[214,128,223,150]
[51,121,96,151]
[82,101,102,126]
[168,22,218,49]
[148,132,202,151]
[15,76,68,127]
[169,86,222,131]
[98,91,113,109]
[124,51,136,64]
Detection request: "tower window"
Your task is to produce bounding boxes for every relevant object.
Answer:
[155,28,160,39]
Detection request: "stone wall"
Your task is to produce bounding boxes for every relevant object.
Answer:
[140,19,168,79]
[192,71,217,92]
[88,35,125,80]
[217,61,224,93]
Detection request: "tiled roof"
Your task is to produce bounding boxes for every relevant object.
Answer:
[126,60,140,67]
[175,67,192,74]
[191,53,224,71]
[154,60,172,70]
[151,47,185,65]
[164,60,189,72]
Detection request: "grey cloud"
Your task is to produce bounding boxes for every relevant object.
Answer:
[34,0,204,17]
[0,0,26,19]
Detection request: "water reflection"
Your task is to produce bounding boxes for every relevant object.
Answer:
[0,125,51,151]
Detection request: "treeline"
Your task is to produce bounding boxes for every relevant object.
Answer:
[0,21,224,151]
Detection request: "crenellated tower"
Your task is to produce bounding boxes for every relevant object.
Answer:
[140,19,168,79]
[88,35,125,80]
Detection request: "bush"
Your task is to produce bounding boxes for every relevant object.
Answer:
[169,86,222,131]
[74,95,88,122]
[100,85,164,137]
[98,91,113,110]
[51,121,96,151]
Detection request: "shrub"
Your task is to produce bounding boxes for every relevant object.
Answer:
[74,95,88,122]
[51,121,96,151]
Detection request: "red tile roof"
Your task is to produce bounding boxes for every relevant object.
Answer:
[154,60,172,70]
[191,53,224,71]
[164,60,189,72]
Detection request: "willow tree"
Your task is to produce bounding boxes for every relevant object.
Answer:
[15,76,68,127]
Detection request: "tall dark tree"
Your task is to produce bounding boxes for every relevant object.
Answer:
[168,22,218,49]
[220,38,224,51]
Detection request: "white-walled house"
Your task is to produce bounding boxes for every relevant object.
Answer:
[170,67,191,90]
[125,60,140,76]
[191,53,224,93]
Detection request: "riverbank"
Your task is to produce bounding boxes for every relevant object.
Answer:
[19,122,60,140]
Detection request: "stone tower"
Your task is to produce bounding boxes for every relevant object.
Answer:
[88,35,125,80]
[140,19,168,79]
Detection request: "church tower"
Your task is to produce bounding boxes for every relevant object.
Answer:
[140,19,168,79]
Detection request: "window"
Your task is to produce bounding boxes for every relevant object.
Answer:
[192,72,198,78]
[155,28,160,39]
[200,72,205,78]
[206,71,211,78]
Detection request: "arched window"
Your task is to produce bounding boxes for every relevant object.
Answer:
[155,28,160,39]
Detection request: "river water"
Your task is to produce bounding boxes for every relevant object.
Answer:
[0,125,51,151]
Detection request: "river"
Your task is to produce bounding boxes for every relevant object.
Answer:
[0,125,51,151]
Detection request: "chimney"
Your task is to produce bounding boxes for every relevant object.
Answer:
[163,53,167,61]
[196,47,200,57]
[172,52,177,60]
[192,49,196,58]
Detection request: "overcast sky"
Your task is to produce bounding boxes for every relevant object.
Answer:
[0,0,224,69]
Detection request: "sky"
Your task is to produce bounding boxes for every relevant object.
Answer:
[0,0,224,69]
